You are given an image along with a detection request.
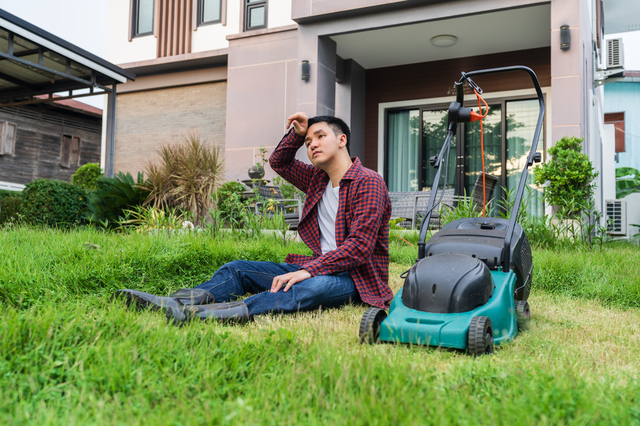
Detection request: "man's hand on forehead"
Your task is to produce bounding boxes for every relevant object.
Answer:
[287,112,308,137]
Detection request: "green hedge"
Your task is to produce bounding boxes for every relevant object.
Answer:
[0,189,22,224]
[20,179,88,228]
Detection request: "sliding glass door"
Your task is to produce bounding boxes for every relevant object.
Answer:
[506,99,543,217]
[387,110,419,192]
[463,105,502,197]
[385,108,449,193]
[422,110,453,190]
[385,97,544,216]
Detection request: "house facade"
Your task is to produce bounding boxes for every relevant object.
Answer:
[106,0,608,216]
[0,9,134,190]
[0,100,103,190]
[604,77,640,172]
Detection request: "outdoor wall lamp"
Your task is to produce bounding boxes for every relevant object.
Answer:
[301,60,310,81]
[560,25,571,51]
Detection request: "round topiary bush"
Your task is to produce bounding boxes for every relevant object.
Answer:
[533,136,597,216]
[20,179,88,228]
[71,163,103,191]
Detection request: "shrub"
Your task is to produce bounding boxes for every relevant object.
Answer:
[88,172,149,227]
[0,190,22,224]
[20,179,88,228]
[214,181,251,228]
[71,163,103,191]
[533,136,597,216]
[140,134,224,225]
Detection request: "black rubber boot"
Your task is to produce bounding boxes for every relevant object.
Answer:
[112,288,216,311]
[166,301,250,326]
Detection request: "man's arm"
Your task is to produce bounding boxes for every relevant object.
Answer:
[303,176,388,276]
[269,112,315,193]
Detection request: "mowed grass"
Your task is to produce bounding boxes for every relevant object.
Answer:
[1,227,640,425]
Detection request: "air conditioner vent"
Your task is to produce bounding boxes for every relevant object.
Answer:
[607,38,624,69]
[605,199,627,235]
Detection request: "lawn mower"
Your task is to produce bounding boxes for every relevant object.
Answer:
[359,66,544,355]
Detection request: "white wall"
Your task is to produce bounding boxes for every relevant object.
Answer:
[268,0,294,28]
[625,193,640,240]
[192,0,241,52]
[601,123,616,202]
[106,0,157,64]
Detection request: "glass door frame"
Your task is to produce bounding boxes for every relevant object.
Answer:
[459,94,546,210]
[383,94,546,212]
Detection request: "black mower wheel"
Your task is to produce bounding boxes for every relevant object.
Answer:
[515,300,531,332]
[467,316,494,356]
[359,308,387,344]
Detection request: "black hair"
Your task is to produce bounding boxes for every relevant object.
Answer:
[307,115,350,154]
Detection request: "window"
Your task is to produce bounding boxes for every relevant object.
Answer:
[132,0,154,37]
[198,0,222,26]
[60,135,81,168]
[604,112,625,152]
[385,97,544,217]
[0,122,16,156]
[244,0,267,31]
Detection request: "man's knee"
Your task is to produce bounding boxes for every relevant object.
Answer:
[214,260,245,278]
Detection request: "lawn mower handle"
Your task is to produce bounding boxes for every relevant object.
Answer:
[417,66,545,271]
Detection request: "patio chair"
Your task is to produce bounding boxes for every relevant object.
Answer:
[254,185,302,229]
[463,173,500,213]
[390,189,457,230]
[389,173,499,230]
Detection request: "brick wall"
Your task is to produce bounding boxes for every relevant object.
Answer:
[114,81,227,176]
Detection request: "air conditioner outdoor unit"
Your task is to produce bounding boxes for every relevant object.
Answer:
[607,38,624,69]
[605,199,627,235]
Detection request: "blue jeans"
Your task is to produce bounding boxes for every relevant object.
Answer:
[194,260,360,316]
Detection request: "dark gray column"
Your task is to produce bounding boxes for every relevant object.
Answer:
[316,36,337,116]
[106,85,117,178]
[336,59,366,161]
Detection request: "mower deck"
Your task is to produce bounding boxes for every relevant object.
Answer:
[379,270,518,349]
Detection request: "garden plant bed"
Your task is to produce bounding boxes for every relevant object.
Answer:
[1,227,640,424]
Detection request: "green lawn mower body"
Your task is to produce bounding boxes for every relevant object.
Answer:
[380,260,518,349]
[360,66,543,355]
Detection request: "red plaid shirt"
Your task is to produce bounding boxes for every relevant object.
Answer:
[269,129,394,308]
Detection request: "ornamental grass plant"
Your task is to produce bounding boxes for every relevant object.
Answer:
[141,134,224,225]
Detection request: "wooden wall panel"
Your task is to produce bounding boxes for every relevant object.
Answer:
[363,47,551,170]
[157,0,193,58]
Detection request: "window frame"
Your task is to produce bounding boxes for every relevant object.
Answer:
[197,0,223,27]
[0,122,17,156]
[244,0,268,31]
[60,134,82,169]
[131,0,155,38]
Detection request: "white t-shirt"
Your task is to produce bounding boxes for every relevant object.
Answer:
[317,180,340,254]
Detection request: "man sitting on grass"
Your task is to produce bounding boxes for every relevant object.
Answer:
[114,113,394,324]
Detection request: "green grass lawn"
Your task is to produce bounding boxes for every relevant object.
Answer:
[1,227,640,425]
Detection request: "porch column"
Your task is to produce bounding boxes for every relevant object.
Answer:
[297,32,336,116]
[105,85,117,178]
[336,58,366,161]
[550,0,588,145]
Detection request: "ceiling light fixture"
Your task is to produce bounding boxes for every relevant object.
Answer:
[430,34,458,48]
